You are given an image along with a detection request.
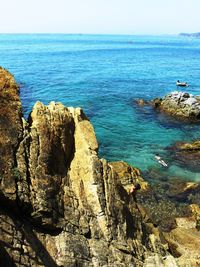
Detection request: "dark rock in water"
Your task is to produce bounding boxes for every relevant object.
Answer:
[152,91,200,121]
[1,67,181,266]
[167,140,200,172]
[152,98,162,108]
[134,98,150,106]
[140,170,193,231]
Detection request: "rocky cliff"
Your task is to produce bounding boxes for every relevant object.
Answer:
[0,67,193,266]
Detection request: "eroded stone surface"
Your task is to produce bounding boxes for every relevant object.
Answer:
[164,218,200,267]
[0,67,23,202]
[1,68,198,266]
[152,91,200,120]
[134,91,200,121]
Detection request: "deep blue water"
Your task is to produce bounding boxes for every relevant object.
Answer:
[1,34,200,181]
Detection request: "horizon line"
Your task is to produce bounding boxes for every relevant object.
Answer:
[0,32,180,36]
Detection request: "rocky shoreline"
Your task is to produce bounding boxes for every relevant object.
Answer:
[135,91,200,121]
[1,67,200,266]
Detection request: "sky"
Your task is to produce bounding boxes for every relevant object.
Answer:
[0,0,199,34]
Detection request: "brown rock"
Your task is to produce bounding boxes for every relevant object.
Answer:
[167,140,200,171]
[0,68,181,266]
[134,99,150,106]
[0,67,23,202]
[164,221,200,267]
[175,217,196,229]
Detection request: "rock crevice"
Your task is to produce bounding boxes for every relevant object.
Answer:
[0,68,185,266]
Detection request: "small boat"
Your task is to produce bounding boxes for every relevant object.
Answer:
[176,80,189,87]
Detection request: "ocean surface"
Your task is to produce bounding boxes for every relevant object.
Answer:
[1,34,200,181]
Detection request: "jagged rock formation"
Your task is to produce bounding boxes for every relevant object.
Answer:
[0,67,23,202]
[0,67,195,266]
[134,91,200,121]
[152,91,200,120]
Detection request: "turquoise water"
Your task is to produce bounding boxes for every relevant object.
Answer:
[1,34,200,181]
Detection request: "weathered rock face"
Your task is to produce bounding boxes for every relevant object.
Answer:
[0,67,23,202]
[138,168,200,267]
[152,91,200,120]
[0,67,192,266]
[164,216,200,266]
[134,91,200,121]
[17,101,76,229]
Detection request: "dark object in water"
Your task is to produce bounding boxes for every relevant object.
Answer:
[176,80,189,87]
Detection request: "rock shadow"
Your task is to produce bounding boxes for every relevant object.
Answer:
[0,194,60,267]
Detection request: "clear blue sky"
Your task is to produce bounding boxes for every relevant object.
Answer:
[1,0,199,34]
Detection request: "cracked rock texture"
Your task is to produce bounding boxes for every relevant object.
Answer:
[152,91,200,120]
[0,67,181,266]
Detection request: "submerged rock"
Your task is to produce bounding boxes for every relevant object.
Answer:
[0,67,181,266]
[136,174,192,232]
[134,99,150,106]
[167,140,200,171]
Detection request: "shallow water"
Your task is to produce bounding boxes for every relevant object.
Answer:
[1,34,200,181]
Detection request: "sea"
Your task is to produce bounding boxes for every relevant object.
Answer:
[1,34,200,182]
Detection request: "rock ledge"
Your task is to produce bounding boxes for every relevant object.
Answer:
[152,91,200,120]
